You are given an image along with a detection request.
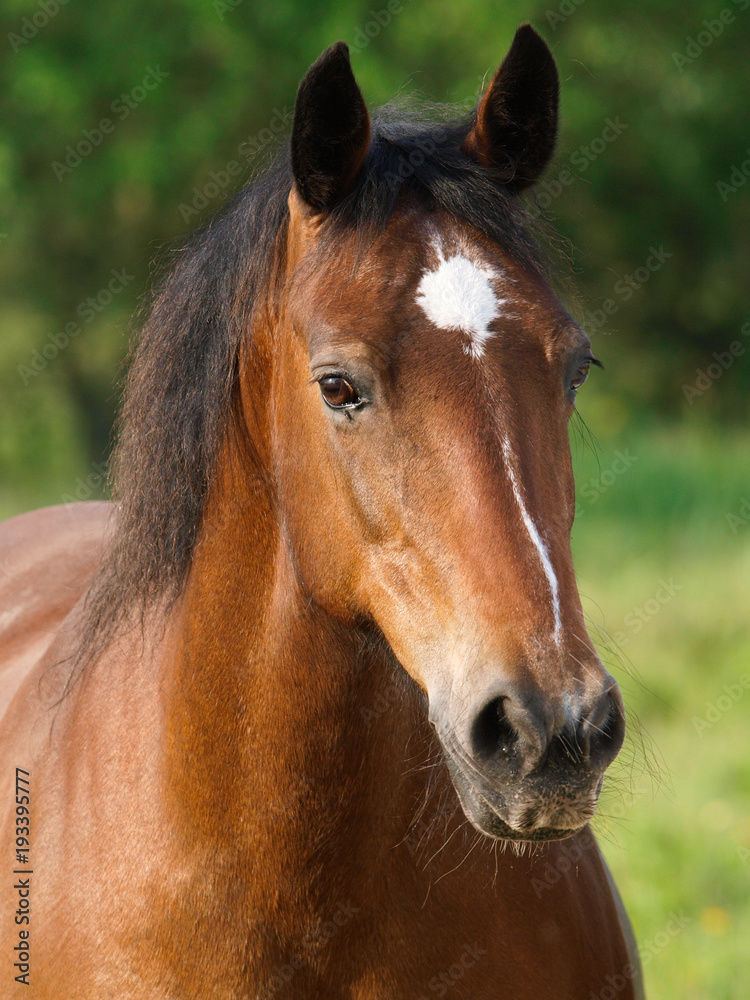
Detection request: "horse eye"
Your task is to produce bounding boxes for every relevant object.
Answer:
[319,375,360,409]
[570,362,590,392]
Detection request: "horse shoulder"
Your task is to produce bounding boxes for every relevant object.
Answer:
[0,502,111,719]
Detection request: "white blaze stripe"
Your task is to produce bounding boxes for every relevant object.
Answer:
[501,438,563,642]
[415,243,503,358]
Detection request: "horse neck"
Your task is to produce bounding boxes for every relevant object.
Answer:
[163,430,437,909]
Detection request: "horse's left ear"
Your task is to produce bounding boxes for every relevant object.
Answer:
[463,24,559,193]
[291,41,370,212]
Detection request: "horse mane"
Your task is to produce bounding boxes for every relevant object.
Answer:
[72,102,557,681]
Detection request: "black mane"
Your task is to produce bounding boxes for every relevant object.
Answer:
[75,104,555,676]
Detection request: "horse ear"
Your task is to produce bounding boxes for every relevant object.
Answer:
[291,42,370,212]
[463,24,559,193]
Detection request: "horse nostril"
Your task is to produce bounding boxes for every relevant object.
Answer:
[586,689,626,768]
[465,687,624,780]
[470,696,519,764]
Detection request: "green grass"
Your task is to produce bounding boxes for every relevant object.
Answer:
[571,415,750,1000]
[1,413,748,997]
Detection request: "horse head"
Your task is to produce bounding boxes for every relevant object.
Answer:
[246,26,625,842]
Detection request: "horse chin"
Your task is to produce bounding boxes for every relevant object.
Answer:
[443,748,590,844]
[460,793,583,843]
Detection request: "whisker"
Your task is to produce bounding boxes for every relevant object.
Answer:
[421,817,470,871]
[431,829,484,887]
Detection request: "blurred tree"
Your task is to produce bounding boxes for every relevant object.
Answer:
[0,0,747,512]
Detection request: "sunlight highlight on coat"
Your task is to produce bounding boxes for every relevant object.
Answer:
[415,241,505,359]
[501,438,563,642]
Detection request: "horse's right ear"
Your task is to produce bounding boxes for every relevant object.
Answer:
[291,42,370,213]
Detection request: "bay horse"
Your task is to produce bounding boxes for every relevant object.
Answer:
[0,26,644,999]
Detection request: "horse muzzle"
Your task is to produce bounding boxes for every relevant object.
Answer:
[430,681,626,842]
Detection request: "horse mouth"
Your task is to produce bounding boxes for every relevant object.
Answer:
[441,741,600,843]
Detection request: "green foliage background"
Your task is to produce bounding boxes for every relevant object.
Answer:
[0,0,748,996]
